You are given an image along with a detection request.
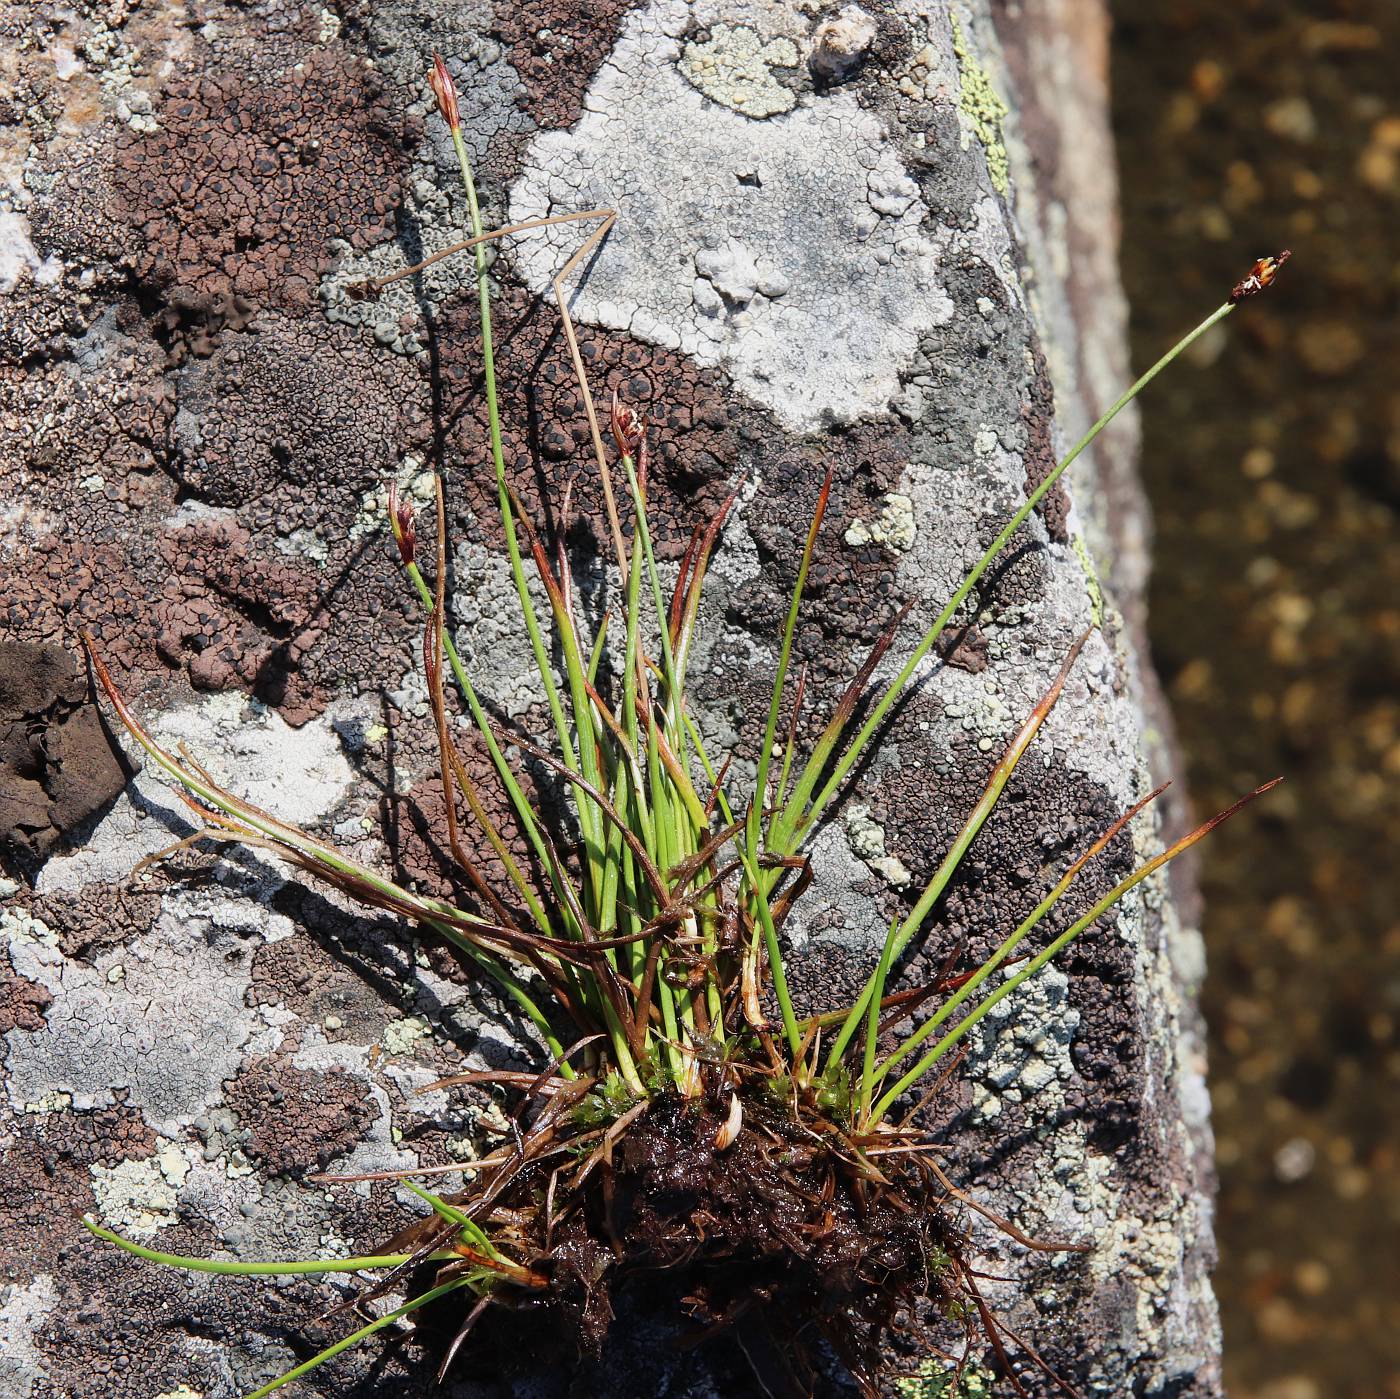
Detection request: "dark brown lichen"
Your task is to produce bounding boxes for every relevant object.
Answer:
[493,1,640,130]
[0,641,130,862]
[223,1054,378,1178]
[0,952,53,1034]
[105,48,407,315]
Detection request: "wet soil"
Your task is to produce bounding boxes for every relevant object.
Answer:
[1111,4,1400,1395]
[390,1094,961,1398]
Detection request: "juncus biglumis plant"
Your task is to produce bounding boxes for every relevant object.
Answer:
[79,53,1289,1398]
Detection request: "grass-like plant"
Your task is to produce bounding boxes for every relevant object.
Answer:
[79,57,1289,1399]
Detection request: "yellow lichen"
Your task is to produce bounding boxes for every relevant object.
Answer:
[950,10,1010,196]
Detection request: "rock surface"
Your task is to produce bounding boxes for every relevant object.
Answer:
[1,1,1221,1394]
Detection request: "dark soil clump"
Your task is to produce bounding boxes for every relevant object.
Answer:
[0,641,128,864]
[411,1094,963,1397]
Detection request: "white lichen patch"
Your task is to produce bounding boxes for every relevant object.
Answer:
[1087,1183,1213,1388]
[316,1230,355,1260]
[966,963,1080,1122]
[0,1275,58,1399]
[272,526,330,566]
[0,209,63,295]
[679,24,799,117]
[1033,625,1141,811]
[381,1013,432,1056]
[897,41,943,103]
[892,452,1135,820]
[89,1139,194,1237]
[1,906,58,951]
[154,695,355,827]
[791,805,894,959]
[38,692,358,898]
[387,660,431,723]
[10,694,378,1134]
[6,886,274,1131]
[844,805,912,889]
[74,2,193,135]
[508,0,955,431]
[844,492,916,552]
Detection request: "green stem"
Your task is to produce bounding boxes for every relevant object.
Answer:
[857,916,898,1128]
[399,1178,501,1259]
[447,122,604,885]
[82,1218,438,1275]
[773,301,1236,854]
[756,472,828,830]
[402,560,555,933]
[739,807,802,1057]
[621,456,688,747]
[244,1278,474,1399]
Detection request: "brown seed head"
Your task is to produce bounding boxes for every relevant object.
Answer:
[388,480,417,567]
[1230,249,1291,302]
[429,53,461,133]
[610,389,645,460]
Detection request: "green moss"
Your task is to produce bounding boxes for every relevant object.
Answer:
[896,1358,995,1398]
[896,1359,995,1398]
[949,9,1010,196]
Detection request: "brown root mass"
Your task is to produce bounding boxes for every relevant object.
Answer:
[417,1094,963,1397]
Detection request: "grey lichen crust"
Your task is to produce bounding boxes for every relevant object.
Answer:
[1,0,1220,1394]
[321,1,535,353]
[508,1,954,432]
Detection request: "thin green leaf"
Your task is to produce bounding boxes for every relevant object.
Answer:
[756,466,831,827]
[824,634,1089,1073]
[873,780,1171,1084]
[243,1277,474,1399]
[868,779,1281,1124]
[776,300,1238,851]
[81,1217,437,1275]
[857,916,899,1129]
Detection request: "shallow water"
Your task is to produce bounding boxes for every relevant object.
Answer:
[1111,3,1400,1394]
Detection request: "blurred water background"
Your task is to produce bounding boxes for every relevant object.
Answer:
[1110,2,1399,1395]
